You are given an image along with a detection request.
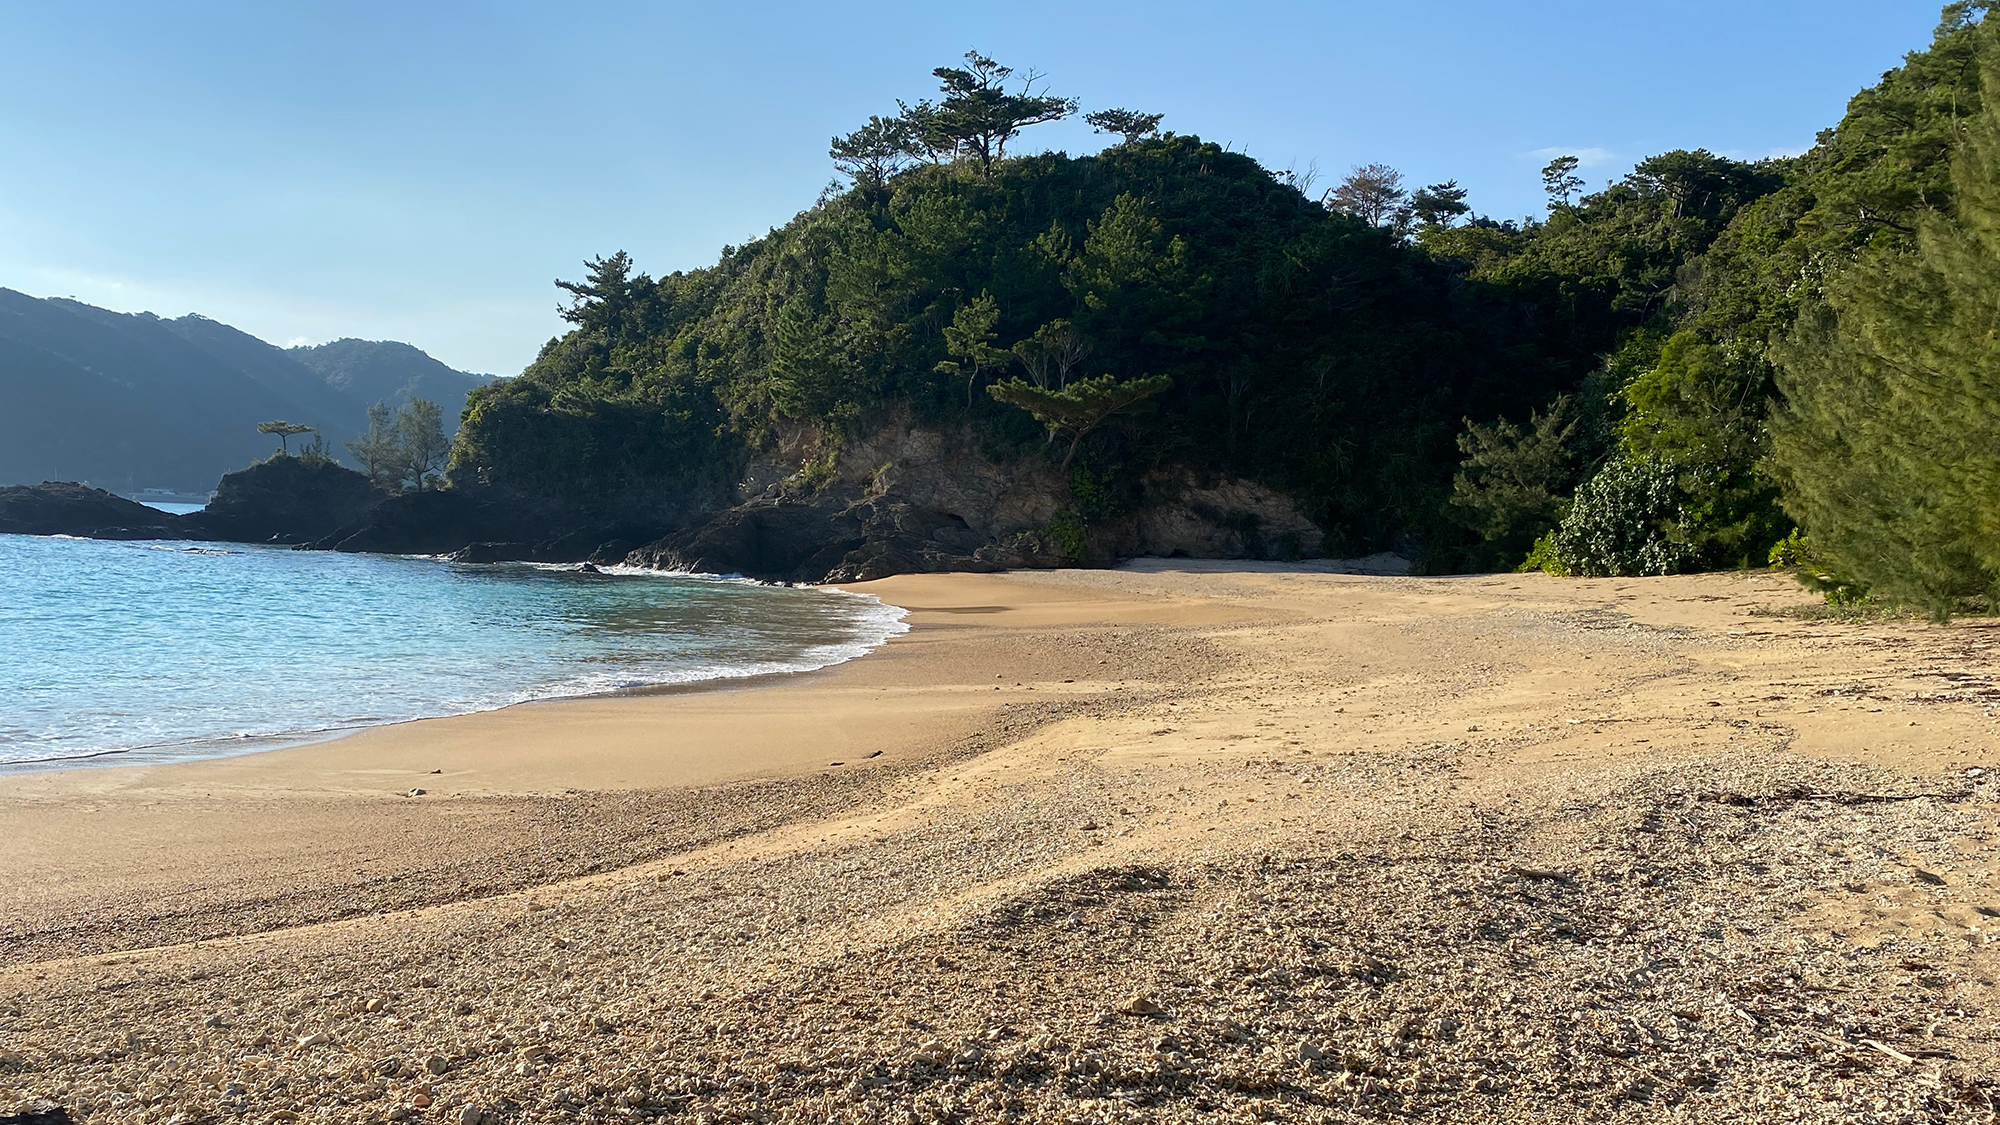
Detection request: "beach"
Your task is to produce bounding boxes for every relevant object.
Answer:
[2,561,1997,1122]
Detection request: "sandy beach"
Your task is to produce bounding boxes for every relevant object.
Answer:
[2,561,1998,1123]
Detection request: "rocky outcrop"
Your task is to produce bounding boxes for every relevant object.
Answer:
[0,482,181,539]
[1101,472,1327,561]
[627,496,863,581]
[615,412,1327,581]
[306,485,680,564]
[180,456,386,544]
[624,491,1071,583]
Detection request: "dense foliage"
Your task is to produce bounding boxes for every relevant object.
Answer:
[450,7,2000,595]
[450,89,1596,560]
[1440,2,1994,590]
[1769,18,2000,616]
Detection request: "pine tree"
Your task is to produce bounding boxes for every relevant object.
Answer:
[1770,24,2000,616]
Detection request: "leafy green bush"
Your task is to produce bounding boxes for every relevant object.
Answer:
[1538,457,1699,577]
[1044,509,1089,560]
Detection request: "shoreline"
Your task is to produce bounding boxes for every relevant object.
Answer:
[4,563,1997,1122]
[0,550,910,778]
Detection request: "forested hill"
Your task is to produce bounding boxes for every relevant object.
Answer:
[0,290,491,492]
[450,105,1595,561]
[451,6,2000,606]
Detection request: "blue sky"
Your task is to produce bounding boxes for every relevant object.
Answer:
[0,1,1949,375]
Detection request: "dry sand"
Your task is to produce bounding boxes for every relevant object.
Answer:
[2,561,1998,1123]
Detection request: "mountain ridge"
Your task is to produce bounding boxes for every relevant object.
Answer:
[0,288,493,492]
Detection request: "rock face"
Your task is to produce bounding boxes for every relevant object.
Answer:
[1108,473,1327,561]
[625,493,1071,583]
[180,456,386,544]
[0,482,181,539]
[620,413,1327,581]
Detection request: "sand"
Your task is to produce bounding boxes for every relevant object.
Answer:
[1,562,1997,1122]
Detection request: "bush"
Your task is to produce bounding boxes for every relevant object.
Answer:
[1538,456,1700,577]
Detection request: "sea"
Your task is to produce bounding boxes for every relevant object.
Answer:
[0,527,907,771]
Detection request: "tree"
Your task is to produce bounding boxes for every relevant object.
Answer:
[1542,155,1585,208]
[988,373,1174,472]
[347,401,406,489]
[1409,181,1471,228]
[830,115,918,186]
[397,398,450,489]
[256,420,314,455]
[914,51,1076,176]
[1324,164,1408,229]
[1012,319,1091,390]
[1449,396,1580,562]
[556,251,638,334]
[1084,108,1164,145]
[935,292,1010,406]
[299,428,333,463]
[1770,26,2000,615]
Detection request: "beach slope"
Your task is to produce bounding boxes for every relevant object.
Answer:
[2,562,1997,1122]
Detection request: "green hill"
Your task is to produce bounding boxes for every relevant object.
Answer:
[443,7,2000,598]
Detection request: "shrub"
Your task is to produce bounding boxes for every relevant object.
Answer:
[1539,456,1699,577]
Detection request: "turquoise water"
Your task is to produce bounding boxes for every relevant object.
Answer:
[0,534,906,770]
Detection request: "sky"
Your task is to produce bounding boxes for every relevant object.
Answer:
[0,1,1951,376]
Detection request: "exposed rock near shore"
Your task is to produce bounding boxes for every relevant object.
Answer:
[623,493,1071,582]
[309,486,683,564]
[179,456,386,544]
[0,482,181,539]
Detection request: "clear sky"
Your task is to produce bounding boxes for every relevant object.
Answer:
[0,1,1950,375]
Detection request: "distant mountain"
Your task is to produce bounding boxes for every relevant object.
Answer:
[289,338,485,421]
[0,288,494,493]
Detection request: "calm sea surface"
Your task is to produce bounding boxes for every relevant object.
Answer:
[0,533,907,770]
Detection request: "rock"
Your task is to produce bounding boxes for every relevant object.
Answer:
[179,457,383,544]
[0,482,181,539]
[406,788,426,797]
[518,1044,550,1062]
[317,485,684,560]
[295,1031,333,1048]
[201,1013,227,1028]
[0,1109,73,1125]
[372,1056,402,1077]
[424,1055,450,1075]
[1120,995,1166,1017]
[628,497,864,581]
[457,1105,484,1125]
[364,998,385,1013]
[1115,471,1326,560]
